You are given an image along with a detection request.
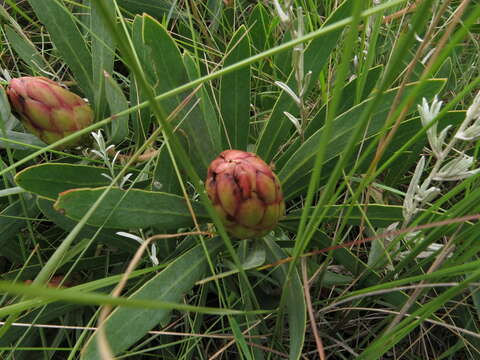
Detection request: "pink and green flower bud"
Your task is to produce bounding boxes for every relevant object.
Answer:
[7,76,93,149]
[206,150,285,239]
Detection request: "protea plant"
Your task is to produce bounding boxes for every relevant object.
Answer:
[206,150,285,239]
[7,76,93,149]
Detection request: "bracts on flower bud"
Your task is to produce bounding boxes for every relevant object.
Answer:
[206,150,285,239]
[7,76,93,149]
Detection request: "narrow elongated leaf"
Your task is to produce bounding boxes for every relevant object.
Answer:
[273,31,293,80]
[142,14,220,176]
[15,164,111,200]
[4,25,48,72]
[0,130,46,150]
[82,238,224,359]
[248,3,271,53]
[37,197,136,251]
[0,86,10,130]
[142,15,187,113]
[90,0,116,121]
[263,237,306,360]
[27,0,94,101]
[183,52,222,153]
[279,79,445,199]
[104,72,130,143]
[256,0,353,162]
[117,0,182,18]
[220,25,251,150]
[153,140,186,196]
[54,187,208,229]
[130,15,151,144]
[152,51,222,196]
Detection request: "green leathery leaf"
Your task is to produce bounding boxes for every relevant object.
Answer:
[27,0,94,101]
[153,137,186,196]
[81,238,224,359]
[272,30,292,80]
[183,51,222,154]
[0,130,46,150]
[142,14,219,176]
[256,0,353,162]
[104,72,130,144]
[142,14,187,114]
[263,237,306,360]
[0,86,10,129]
[278,79,445,199]
[53,187,209,229]
[15,164,111,200]
[36,197,137,252]
[247,2,272,53]
[130,15,151,144]
[117,0,183,19]
[220,25,251,150]
[4,25,48,72]
[91,0,115,123]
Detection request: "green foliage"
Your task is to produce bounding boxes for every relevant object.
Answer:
[1,0,480,359]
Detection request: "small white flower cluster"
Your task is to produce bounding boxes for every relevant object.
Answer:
[403,156,440,223]
[91,130,132,189]
[116,231,159,266]
[455,91,480,141]
[273,0,293,24]
[403,92,480,223]
[418,97,447,158]
[382,92,480,260]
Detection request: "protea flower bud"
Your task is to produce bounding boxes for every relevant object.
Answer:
[206,150,285,239]
[7,76,93,149]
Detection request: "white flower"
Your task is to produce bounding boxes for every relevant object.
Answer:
[433,153,480,181]
[418,96,444,158]
[403,156,425,220]
[116,231,159,266]
[455,91,480,141]
[466,91,480,121]
[273,0,291,23]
